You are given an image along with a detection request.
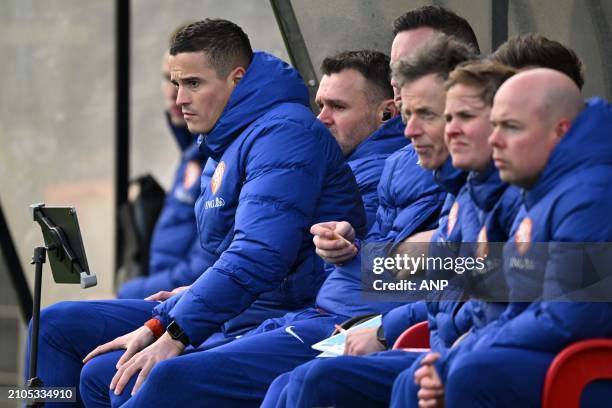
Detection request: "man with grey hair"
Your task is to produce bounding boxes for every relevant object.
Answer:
[392,34,476,169]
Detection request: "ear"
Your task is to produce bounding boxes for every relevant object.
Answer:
[377,99,399,124]
[555,117,572,140]
[228,66,246,86]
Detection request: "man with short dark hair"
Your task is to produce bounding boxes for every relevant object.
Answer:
[392,5,480,51]
[318,50,397,156]
[316,50,406,229]
[27,18,367,407]
[490,33,585,89]
[389,5,480,107]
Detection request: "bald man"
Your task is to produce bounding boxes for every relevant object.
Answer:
[410,69,612,407]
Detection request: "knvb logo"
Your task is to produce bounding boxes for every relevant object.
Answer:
[204,196,226,210]
[515,217,532,256]
[211,161,226,194]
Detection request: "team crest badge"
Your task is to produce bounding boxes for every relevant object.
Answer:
[210,161,226,195]
[447,202,459,236]
[515,217,532,255]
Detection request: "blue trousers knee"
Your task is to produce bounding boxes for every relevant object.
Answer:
[89,309,347,407]
[445,347,612,408]
[389,354,424,408]
[261,372,291,408]
[276,350,420,408]
[25,299,156,407]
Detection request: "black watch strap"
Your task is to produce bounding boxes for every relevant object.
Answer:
[166,320,190,347]
[376,324,388,349]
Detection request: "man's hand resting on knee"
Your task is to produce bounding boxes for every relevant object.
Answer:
[82,323,186,396]
[82,325,156,366]
[110,332,185,395]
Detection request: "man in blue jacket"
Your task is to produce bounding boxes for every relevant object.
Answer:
[315,50,407,229]
[27,18,367,407]
[119,48,406,300]
[116,50,210,299]
[401,69,612,407]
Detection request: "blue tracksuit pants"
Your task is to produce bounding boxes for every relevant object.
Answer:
[262,349,422,408]
[79,308,347,407]
[25,300,157,407]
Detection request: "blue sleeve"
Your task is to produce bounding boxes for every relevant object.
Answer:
[162,125,326,346]
[381,301,428,347]
[152,290,185,327]
[478,302,612,352]
[434,316,505,381]
[361,182,380,234]
[427,300,469,352]
[349,156,387,233]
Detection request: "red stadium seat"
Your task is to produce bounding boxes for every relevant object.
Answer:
[542,339,612,408]
[392,321,430,349]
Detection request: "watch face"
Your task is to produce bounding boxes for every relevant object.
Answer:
[376,325,387,345]
[167,321,189,346]
[168,321,183,337]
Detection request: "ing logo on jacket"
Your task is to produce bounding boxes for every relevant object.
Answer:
[211,161,226,195]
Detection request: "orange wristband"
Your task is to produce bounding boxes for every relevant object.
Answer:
[144,318,165,339]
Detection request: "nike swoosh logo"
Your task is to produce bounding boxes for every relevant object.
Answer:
[285,326,304,343]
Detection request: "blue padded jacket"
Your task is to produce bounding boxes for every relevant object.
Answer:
[152,52,366,345]
[346,116,408,231]
[315,144,447,318]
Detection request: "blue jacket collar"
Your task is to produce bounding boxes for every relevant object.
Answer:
[434,156,468,196]
[467,161,508,211]
[198,51,309,161]
[524,98,612,209]
[345,116,407,161]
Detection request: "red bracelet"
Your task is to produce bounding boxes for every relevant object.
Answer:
[144,318,165,339]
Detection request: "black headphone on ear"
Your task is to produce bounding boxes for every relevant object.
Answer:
[382,110,392,121]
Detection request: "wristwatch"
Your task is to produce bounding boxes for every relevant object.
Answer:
[166,320,190,347]
[376,325,388,349]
